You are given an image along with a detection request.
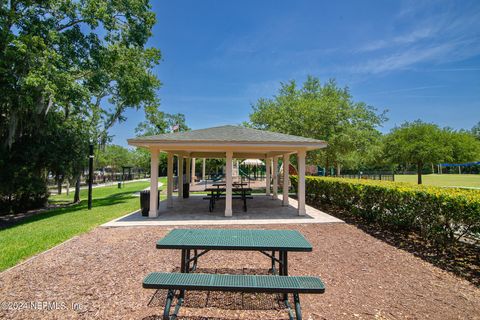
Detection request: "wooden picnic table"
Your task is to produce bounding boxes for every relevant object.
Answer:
[157,229,312,276]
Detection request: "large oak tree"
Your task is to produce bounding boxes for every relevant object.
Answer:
[0,0,161,212]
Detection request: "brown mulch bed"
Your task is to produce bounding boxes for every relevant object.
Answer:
[1,223,479,319]
[311,202,480,287]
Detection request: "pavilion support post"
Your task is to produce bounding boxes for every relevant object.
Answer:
[178,156,183,198]
[186,157,191,185]
[225,151,233,216]
[149,148,159,218]
[191,157,196,183]
[167,152,173,208]
[282,154,290,206]
[272,157,278,199]
[265,157,271,196]
[297,150,306,216]
[202,158,206,181]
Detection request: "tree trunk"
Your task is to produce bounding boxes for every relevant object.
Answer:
[336,163,341,176]
[66,179,70,196]
[57,175,62,195]
[417,161,423,184]
[325,158,330,176]
[74,175,81,203]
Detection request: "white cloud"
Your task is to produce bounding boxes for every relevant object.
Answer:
[349,2,480,74]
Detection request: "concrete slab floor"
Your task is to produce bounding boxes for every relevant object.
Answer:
[102,194,343,227]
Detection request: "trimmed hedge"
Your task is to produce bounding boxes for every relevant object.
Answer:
[290,176,480,245]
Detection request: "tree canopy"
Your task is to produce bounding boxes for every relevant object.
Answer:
[246,76,386,174]
[0,0,160,213]
[383,120,480,184]
[135,105,189,137]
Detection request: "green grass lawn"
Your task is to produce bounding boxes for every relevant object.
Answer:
[0,178,166,272]
[394,174,480,187]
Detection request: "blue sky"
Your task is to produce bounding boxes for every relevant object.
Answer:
[110,0,480,146]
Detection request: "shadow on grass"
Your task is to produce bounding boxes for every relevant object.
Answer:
[309,200,480,287]
[0,191,137,231]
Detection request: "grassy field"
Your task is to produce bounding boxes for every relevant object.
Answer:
[0,178,166,272]
[394,174,480,188]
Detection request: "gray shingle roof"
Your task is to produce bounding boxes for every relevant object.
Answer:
[128,125,325,144]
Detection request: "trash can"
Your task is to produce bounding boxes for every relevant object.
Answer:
[183,183,189,198]
[118,182,122,188]
[140,190,160,216]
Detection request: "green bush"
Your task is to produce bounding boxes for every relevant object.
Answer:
[290,176,480,245]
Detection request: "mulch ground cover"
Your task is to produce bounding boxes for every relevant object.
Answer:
[312,202,480,287]
[1,222,479,319]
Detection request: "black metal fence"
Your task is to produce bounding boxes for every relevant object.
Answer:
[335,173,395,181]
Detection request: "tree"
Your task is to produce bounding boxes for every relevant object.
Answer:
[472,122,480,140]
[96,145,134,172]
[383,121,451,184]
[135,105,189,136]
[132,106,190,176]
[0,1,160,212]
[246,76,386,174]
[445,130,480,164]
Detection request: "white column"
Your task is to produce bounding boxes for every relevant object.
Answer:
[297,150,306,216]
[186,157,191,185]
[282,154,290,206]
[202,158,206,181]
[177,156,183,198]
[265,157,271,196]
[272,157,278,199]
[167,152,173,208]
[192,158,197,183]
[225,151,233,216]
[149,148,159,218]
[191,157,196,183]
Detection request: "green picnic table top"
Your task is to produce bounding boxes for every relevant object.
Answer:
[156,229,313,252]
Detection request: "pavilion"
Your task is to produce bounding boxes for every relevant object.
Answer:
[127,125,327,217]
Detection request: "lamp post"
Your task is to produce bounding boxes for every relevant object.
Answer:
[88,143,94,210]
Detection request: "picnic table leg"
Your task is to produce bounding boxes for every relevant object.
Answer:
[163,289,174,320]
[280,251,289,300]
[180,249,186,273]
[270,251,276,274]
[294,293,302,320]
[179,249,189,300]
[186,249,191,273]
[243,190,247,212]
[192,249,198,271]
[210,197,215,212]
[284,296,295,320]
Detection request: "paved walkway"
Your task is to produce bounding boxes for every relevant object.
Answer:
[102,195,343,227]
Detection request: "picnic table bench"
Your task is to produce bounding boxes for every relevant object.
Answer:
[144,229,325,320]
[143,272,325,320]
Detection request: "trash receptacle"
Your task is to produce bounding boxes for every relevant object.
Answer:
[118,182,122,188]
[140,190,160,216]
[183,183,189,198]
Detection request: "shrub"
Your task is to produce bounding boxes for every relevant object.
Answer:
[290,176,480,246]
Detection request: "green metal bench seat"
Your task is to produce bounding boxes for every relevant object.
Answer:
[143,272,325,320]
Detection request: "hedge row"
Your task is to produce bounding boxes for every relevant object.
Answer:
[290,176,480,245]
